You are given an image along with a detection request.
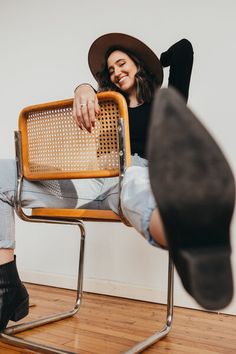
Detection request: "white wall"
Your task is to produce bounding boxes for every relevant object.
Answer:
[0,0,235,315]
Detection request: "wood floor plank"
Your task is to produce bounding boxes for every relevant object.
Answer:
[0,282,235,353]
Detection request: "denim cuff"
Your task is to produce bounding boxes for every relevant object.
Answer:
[142,206,168,250]
[0,240,15,249]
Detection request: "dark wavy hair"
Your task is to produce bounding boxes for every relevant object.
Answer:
[96,46,159,104]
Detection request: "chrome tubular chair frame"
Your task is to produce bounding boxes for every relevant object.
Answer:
[0,92,174,353]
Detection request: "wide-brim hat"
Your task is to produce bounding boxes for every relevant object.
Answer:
[88,32,163,86]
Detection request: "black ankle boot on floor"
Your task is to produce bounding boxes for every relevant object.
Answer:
[148,87,235,310]
[0,256,29,332]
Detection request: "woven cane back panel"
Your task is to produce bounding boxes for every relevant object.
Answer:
[21,98,123,180]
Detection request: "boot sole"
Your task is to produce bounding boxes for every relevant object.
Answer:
[147,87,235,310]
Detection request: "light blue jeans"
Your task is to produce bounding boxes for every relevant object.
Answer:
[0,155,159,249]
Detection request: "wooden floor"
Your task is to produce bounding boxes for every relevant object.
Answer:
[0,283,235,354]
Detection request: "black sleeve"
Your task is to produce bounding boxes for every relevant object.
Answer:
[160,39,194,102]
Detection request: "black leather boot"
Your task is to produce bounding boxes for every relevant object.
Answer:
[148,87,235,310]
[0,256,29,332]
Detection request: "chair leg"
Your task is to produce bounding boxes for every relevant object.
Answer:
[0,221,86,354]
[124,253,174,354]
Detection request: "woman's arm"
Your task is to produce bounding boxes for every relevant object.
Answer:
[160,39,194,102]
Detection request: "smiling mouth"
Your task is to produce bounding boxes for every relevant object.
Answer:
[118,76,128,84]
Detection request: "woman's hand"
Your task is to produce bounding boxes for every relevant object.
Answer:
[73,84,100,133]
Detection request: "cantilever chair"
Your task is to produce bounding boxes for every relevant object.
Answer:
[0,91,174,353]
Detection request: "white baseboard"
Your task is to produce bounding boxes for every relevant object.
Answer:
[20,269,168,303]
[20,269,236,315]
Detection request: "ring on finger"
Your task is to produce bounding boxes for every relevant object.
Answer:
[80,103,87,107]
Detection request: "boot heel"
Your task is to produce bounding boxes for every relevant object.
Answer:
[179,246,233,310]
[10,297,29,322]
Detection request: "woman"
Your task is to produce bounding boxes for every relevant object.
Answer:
[0,33,234,331]
[73,33,194,250]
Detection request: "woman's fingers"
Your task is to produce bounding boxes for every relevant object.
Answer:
[81,104,92,132]
[73,98,83,130]
[87,100,96,129]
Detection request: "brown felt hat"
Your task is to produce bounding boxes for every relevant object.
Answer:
[88,32,163,86]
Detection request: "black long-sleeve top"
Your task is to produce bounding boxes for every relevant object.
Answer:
[129,38,194,158]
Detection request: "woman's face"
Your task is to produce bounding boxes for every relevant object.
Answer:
[107,50,138,95]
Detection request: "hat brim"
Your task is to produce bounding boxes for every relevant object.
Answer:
[88,33,163,86]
